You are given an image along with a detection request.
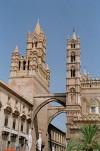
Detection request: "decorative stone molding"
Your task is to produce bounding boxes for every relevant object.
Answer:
[13,107,20,117]
[20,112,26,121]
[73,113,100,122]
[27,113,31,123]
[4,105,12,114]
[11,133,17,138]
[2,131,9,136]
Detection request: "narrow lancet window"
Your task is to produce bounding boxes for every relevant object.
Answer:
[71,68,75,77]
[35,42,38,47]
[71,52,75,62]
[71,43,75,48]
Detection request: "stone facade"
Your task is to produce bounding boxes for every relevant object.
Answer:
[0,81,33,151]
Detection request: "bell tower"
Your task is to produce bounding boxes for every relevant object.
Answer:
[26,21,47,72]
[66,30,81,139]
[9,21,50,101]
[66,30,81,105]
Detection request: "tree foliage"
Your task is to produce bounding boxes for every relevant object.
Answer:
[66,124,100,151]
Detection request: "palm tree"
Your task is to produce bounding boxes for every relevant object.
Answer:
[66,139,77,151]
[79,124,99,151]
[66,124,100,151]
[66,139,82,151]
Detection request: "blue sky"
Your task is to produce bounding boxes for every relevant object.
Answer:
[0,0,100,131]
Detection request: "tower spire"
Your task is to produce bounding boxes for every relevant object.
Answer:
[34,19,42,35]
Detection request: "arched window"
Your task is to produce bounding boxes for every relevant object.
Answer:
[70,88,76,104]
[90,99,99,114]
[71,43,75,48]
[70,87,75,93]
[71,67,75,77]
[33,36,37,48]
[34,42,38,47]
[71,52,75,62]
[23,60,26,70]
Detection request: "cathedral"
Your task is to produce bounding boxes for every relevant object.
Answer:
[0,22,100,151]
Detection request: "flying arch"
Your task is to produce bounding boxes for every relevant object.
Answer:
[32,93,66,122]
[48,109,67,126]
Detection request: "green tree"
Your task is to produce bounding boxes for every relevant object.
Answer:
[66,139,77,151]
[80,125,99,151]
[66,125,100,151]
[66,139,82,151]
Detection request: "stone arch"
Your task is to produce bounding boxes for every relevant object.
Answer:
[31,94,66,150]
[33,96,66,122]
[48,109,67,126]
[45,109,67,145]
[89,98,99,106]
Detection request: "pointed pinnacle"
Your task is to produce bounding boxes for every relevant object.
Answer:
[34,20,42,35]
[14,45,19,53]
[72,28,77,40]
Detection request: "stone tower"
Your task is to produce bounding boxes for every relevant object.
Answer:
[9,21,50,151]
[66,30,81,138]
[9,21,50,101]
[66,30,81,105]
